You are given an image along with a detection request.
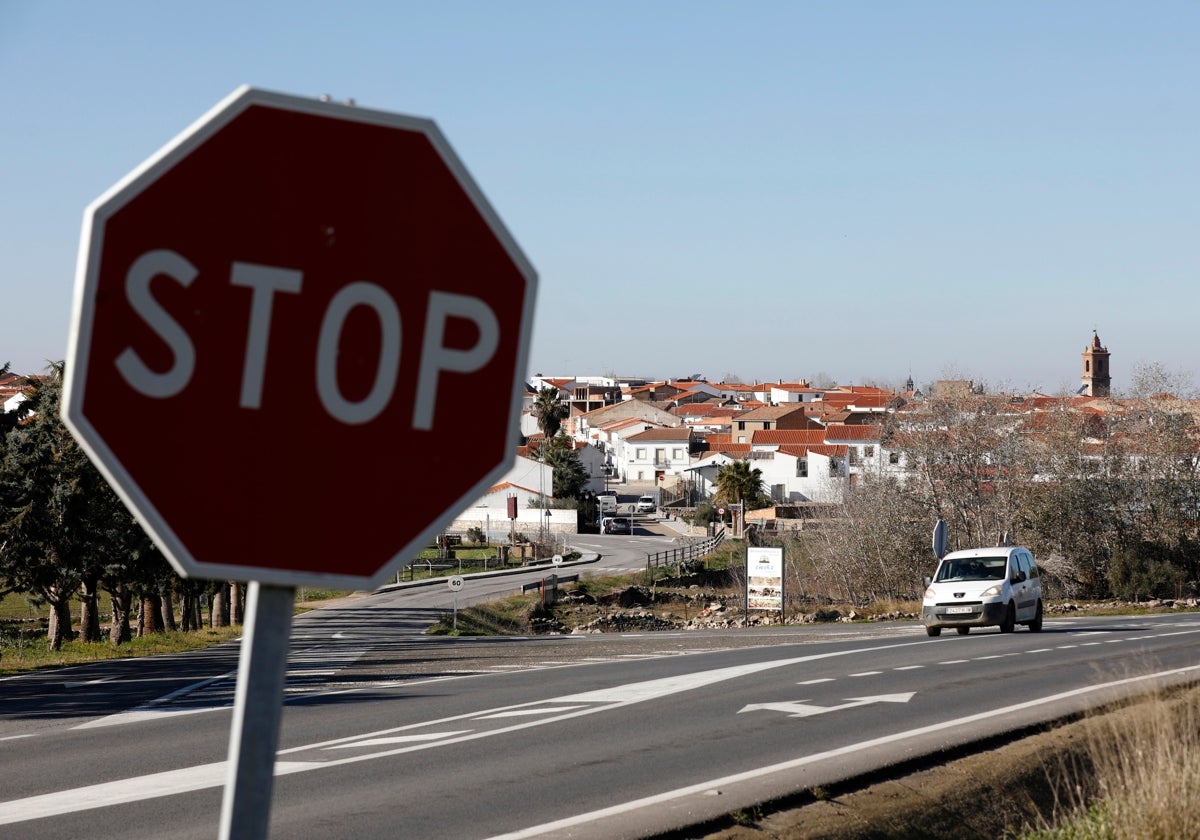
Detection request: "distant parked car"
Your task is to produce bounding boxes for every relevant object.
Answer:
[602,516,632,535]
[636,495,656,513]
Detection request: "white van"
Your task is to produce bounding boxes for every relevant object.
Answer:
[597,493,618,515]
[921,546,1043,636]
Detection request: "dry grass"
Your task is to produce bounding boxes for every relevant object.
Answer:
[0,626,245,676]
[1021,687,1200,839]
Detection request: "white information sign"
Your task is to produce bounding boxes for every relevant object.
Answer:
[747,546,784,612]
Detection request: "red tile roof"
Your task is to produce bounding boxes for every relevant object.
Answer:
[750,429,827,446]
[706,442,751,456]
[822,424,883,442]
[627,426,693,442]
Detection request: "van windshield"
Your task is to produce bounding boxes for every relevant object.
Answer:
[935,557,1007,582]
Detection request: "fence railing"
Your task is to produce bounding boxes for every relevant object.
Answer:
[645,529,726,574]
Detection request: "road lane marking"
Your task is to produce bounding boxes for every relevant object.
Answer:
[325,732,472,749]
[63,676,119,689]
[478,706,589,719]
[0,760,320,825]
[491,663,1200,839]
[739,693,915,718]
[72,646,367,729]
[1,638,935,825]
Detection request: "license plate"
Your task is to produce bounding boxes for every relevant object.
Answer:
[946,606,973,614]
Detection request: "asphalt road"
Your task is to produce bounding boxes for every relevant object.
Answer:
[3,546,1200,838]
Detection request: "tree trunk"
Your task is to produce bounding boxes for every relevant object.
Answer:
[110,585,133,645]
[46,593,74,651]
[140,593,165,635]
[79,572,103,643]
[231,582,244,624]
[179,583,201,632]
[162,588,178,631]
[211,583,230,628]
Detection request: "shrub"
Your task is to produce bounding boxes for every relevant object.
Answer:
[1108,544,1187,601]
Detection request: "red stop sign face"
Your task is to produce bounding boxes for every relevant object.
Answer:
[63,87,537,588]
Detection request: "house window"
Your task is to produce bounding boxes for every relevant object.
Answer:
[796,458,808,478]
[737,421,746,431]
[654,448,666,466]
[635,448,646,460]
[772,483,785,501]
[737,435,746,444]
[889,451,900,465]
[848,447,860,466]
[864,445,874,459]
[829,457,841,475]
[673,448,685,460]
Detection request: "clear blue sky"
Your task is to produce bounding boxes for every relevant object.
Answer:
[3,1,1197,395]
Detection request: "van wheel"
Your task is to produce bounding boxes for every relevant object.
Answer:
[1029,600,1044,632]
[956,627,970,635]
[926,626,941,637]
[999,602,1016,633]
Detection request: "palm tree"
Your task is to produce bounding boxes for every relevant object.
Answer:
[532,386,569,438]
[541,435,589,498]
[714,459,766,509]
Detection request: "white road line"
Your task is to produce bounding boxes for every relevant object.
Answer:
[0,638,934,825]
[0,761,317,825]
[488,664,1200,840]
[478,706,589,719]
[325,732,472,749]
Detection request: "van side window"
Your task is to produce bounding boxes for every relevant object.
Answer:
[1009,553,1024,581]
[1024,551,1040,578]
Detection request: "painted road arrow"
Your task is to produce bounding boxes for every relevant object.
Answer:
[739,692,916,718]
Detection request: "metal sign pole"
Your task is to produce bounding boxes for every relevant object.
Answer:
[219,582,296,840]
[448,576,465,633]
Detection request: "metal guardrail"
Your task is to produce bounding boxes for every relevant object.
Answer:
[520,573,580,594]
[645,529,726,573]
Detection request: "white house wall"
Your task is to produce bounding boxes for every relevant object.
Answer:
[449,506,577,541]
[498,454,554,498]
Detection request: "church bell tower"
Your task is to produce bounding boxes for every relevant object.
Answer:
[1081,331,1111,397]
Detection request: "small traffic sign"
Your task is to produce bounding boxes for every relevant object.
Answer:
[63,86,537,589]
[447,575,465,592]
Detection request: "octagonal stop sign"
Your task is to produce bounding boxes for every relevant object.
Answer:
[63,86,537,589]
